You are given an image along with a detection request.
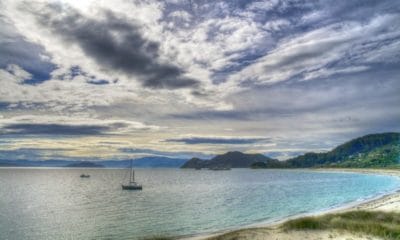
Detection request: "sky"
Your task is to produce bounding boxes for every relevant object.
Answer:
[0,0,399,161]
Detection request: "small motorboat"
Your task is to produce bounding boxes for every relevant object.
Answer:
[80,174,90,178]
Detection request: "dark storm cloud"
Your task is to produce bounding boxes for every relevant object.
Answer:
[165,137,270,144]
[0,16,55,84]
[29,4,199,89]
[1,123,112,135]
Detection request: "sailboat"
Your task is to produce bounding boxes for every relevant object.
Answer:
[122,160,142,190]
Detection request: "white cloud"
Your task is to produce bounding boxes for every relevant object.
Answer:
[302,65,370,81]
[169,10,192,22]
[246,0,280,11]
[3,64,31,83]
[263,19,290,32]
[300,10,325,24]
[225,14,400,88]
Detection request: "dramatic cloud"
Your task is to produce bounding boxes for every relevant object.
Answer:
[227,13,400,87]
[0,115,160,136]
[29,4,199,89]
[0,0,399,161]
[2,123,112,136]
[0,16,55,84]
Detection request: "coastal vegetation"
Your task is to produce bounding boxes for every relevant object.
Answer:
[283,210,400,240]
[141,237,173,240]
[285,132,400,168]
[181,132,400,169]
[204,210,400,240]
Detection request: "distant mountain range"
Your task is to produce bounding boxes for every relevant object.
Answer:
[100,157,187,168]
[1,133,398,169]
[0,156,187,168]
[181,133,400,169]
[65,161,105,168]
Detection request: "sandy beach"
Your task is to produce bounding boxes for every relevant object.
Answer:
[186,169,400,240]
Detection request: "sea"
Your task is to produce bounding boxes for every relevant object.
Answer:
[0,168,399,240]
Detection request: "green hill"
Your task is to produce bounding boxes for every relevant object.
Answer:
[285,132,400,168]
[181,151,279,169]
[247,132,400,169]
[182,133,399,169]
[330,142,400,168]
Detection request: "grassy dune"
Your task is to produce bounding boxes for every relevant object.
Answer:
[283,210,400,239]
[141,237,173,240]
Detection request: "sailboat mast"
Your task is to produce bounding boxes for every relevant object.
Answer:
[122,159,142,190]
[130,159,133,183]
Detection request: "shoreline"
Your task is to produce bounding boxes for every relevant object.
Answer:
[183,168,400,240]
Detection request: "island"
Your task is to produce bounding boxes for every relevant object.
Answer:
[181,151,280,169]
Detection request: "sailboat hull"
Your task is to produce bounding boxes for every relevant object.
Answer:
[121,184,143,190]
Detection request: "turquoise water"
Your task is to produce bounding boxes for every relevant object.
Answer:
[0,168,399,240]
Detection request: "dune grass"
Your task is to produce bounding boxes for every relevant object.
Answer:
[141,210,400,240]
[141,237,174,240]
[283,210,400,239]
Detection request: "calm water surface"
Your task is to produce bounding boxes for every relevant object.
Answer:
[0,168,399,240]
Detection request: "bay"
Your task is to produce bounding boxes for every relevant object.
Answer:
[0,168,399,240]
